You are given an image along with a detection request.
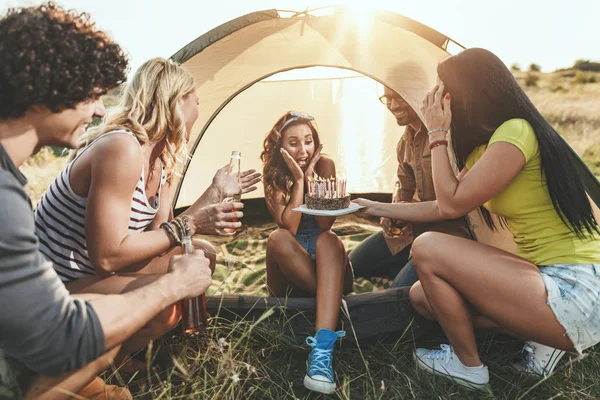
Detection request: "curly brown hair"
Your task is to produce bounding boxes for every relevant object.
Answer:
[260,111,321,197]
[0,2,128,119]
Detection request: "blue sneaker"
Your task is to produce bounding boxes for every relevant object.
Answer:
[303,329,346,394]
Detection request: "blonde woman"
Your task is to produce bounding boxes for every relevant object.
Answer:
[34,58,260,366]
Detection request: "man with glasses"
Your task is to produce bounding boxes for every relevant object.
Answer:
[349,87,472,287]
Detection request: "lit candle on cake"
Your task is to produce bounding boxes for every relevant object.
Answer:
[305,175,351,210]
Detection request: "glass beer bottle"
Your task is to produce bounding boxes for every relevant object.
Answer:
[220,151,242,233]
[181,233,209,334]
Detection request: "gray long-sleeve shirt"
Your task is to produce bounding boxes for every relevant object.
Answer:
[0,142,105,376]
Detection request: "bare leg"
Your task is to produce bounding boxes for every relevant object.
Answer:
[24,347,122,400]
[409,281,519,336]
[266,229,318,296]
[63,239,215,367]
[118,238,217,275]
[314,231,352,330]
[266,229,352,296]
[66,274,181,364]
[410,232,574,367]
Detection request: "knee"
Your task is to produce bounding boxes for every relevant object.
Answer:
[267,229,293,254]
[409,282,432,319]
[411,232,444,274]
[193,239,216,274]
[145,303,181,338]
[316,231,344,252]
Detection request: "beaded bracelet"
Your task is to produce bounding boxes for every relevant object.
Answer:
[179,215,191,236]
[160,222,182,246]
[427,128,449,136]
[429,139,449,151]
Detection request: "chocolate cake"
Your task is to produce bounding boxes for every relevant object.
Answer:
[306,194,351,210]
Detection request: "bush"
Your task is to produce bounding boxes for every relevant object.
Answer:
[510,63,521,72]
[529,63,542,72]
[573,71,598,84]
[525,72,539,87]
[574,59,600,72]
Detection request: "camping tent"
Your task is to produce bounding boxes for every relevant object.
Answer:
[169,6,464,339]
[171,6,466,206]
[169,6,600,340]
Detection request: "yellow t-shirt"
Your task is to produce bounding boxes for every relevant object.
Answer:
[466,118,600,265]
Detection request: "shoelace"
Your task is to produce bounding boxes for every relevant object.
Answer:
[426,344,454,362]
[522,343,536,372]
[305,331,346,381]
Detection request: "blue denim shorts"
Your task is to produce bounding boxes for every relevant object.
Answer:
[295,230,320,261]
[540,264,600,353]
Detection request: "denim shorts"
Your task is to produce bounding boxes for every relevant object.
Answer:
[295,229,320,261]
[540,264,600,353]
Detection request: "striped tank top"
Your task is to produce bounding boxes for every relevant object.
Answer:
[34,130,167,282]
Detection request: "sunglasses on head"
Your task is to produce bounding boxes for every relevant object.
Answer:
[280,111,314,132]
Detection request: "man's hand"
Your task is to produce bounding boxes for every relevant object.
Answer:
[380,217,393,235]
[189,202,244,236]
[167,253,212,298]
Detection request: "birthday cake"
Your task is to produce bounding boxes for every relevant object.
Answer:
[306,177,350,210]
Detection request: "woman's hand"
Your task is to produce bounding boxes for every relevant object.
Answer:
[354,198,380,217]
[188,202,244,236]
[421,83,452,140]
[304,144,323,180]
[280,148,305,183]
[212,165,262,195]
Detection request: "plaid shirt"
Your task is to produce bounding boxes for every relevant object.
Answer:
[384,124,473,255]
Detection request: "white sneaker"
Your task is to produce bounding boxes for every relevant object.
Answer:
[414,344,489,391]
[513,341,566,377]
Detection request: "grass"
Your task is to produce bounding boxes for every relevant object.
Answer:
[107,307,600,399]
[21,73,600,398]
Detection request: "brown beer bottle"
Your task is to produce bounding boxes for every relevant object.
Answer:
[181,233,209,334]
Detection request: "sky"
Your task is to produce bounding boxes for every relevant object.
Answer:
[2,0,599,74]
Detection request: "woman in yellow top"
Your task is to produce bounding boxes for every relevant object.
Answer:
[356,48,600,390]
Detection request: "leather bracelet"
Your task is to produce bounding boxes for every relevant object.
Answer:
[427,128,449,136]
[171,218,184,239]
[161,222,181,246]
[429,139,449,150]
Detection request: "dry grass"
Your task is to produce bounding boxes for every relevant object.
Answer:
[20,147,67,205]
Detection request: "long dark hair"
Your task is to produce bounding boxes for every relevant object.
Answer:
[439,48,598,237]
[260,111,321,197]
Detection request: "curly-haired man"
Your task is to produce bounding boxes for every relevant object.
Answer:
[0,3,212,399]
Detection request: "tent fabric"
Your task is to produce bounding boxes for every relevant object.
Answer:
[171,7,464,208]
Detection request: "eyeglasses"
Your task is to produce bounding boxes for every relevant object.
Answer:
[280,111,315,131]
[379,94,405,105]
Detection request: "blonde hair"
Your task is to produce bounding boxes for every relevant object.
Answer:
[74,57,195,180]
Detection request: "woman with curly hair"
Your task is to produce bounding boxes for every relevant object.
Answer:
[261,111,353,394]
[34,57,261,368]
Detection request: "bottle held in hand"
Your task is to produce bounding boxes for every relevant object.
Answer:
[388,220,405,237]
[181,228,209,334]
[220,151,242,233]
